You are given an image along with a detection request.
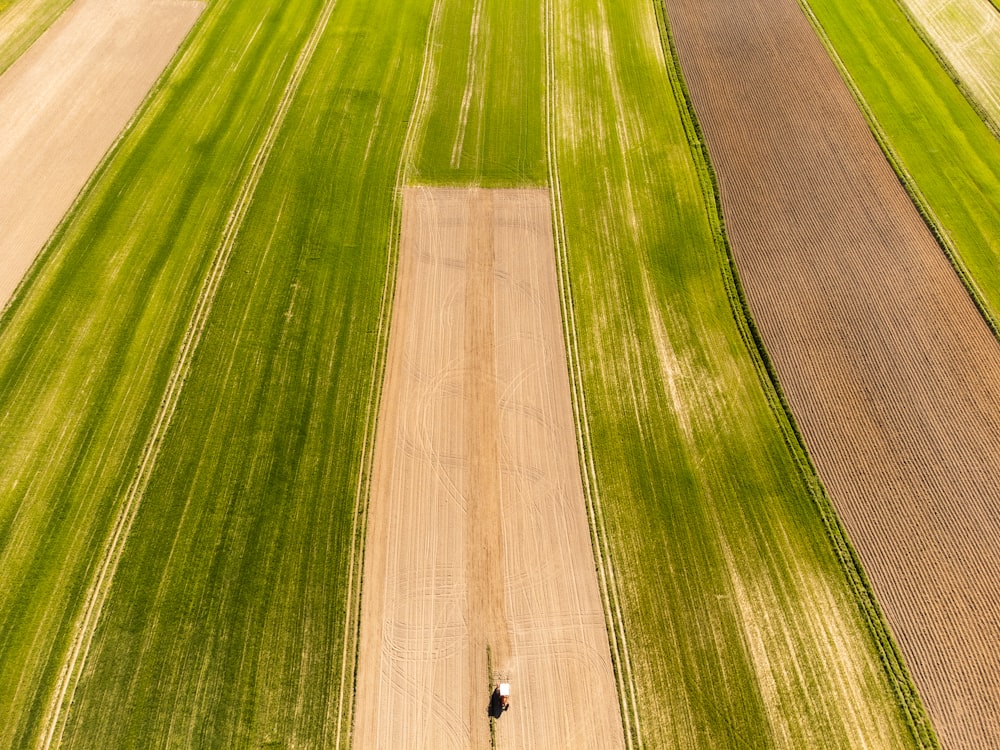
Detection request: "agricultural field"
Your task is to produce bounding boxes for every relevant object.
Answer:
[545,0,929,745]
[0,0,995,747]
[0,0,434,744]
[404,0,546,185]
[354,187,625,749]
[0,0,202,307]
[894,0,1000,131]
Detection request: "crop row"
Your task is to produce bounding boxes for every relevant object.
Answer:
[800,0,1000,332]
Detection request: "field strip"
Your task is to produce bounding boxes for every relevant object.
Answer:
[791,0,1000,345]
[335,2,445,745]
[0,0,202,312]
[651,2,937,741]
[449,0,484,168]
[542,1,641,747]
[796,0,1000,337]
[354,187,625,749]
[35,0,341,744]
[401,0,446,182]
[664,0,1000,745]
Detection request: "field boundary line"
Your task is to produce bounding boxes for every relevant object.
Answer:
[650,0,941,746]
[796,0,1000,343]
[543,1,641,747]
[338,0,446,746]
[35,0,340,745]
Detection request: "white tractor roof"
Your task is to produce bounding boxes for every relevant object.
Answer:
[499,683,510,696]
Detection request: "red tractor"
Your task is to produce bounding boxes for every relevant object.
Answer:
[489,682,511,717]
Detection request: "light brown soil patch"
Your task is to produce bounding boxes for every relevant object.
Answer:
[354,187,625,749]
[664,0,1000,748]
[0,0,202,310]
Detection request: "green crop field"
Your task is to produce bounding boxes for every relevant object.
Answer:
[894,0,1000,131]
[0,0,944,746]
[406,0,546,185]
[800,0,1000,330]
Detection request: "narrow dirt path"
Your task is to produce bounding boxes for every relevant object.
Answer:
[354,187,624,749]
[664,0,1000,745]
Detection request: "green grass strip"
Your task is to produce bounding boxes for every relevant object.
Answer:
[888,0,1000,139]
[406,0,546,185]
[0,0,434,745]
[545,0,928,745]
[50,1,436,748]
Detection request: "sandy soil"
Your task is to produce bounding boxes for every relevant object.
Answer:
[354,188,625,749]
[0,0,203,310]
[663,0,1000,747]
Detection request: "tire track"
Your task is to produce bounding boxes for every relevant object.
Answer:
[36,1,340,745]
[449,0,485,169]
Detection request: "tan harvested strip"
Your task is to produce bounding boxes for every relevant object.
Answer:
[663,0,1000,746]
[354,187,624,749]
[36,0,340,745]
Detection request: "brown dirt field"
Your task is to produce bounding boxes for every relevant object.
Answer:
[0,0,202,310]
[663,0,1000,747]
[354,187,625,749]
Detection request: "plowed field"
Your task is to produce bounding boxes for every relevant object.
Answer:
[354,187,625,749]
[664,0,1000,746]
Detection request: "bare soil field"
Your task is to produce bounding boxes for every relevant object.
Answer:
[664,0,1000,747]
[0,0,202,309]
[354,187,625,749]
